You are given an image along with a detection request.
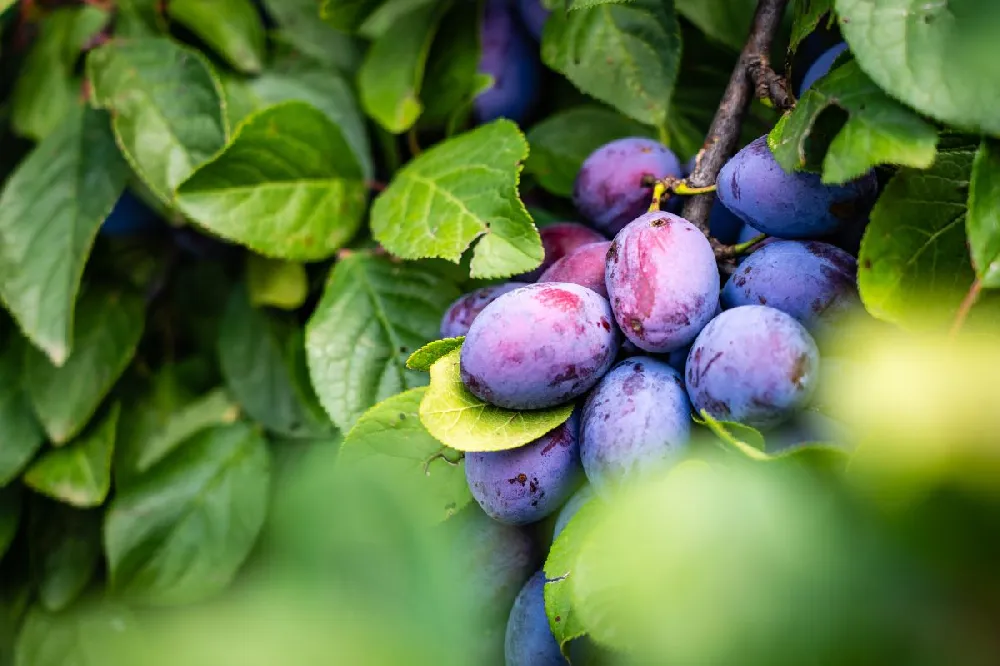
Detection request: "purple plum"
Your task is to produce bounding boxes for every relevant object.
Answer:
[538,241,611,298]
[505,571,566,666]
[515,0,549,41]
[101,191,162,236]
[799,42,849,94]
[573,138,683,236]
[519,222,607,282]
[475,0,541,124]
[686,305,820,429]
[441,282,530,339]
[461,283,620,410]
[580,357,691,495]
[722,240,859,331]
[709,197,744,244]
[717,136,877,239]
[465,413,582,526]
[552,484,595,540]
[605,211,720,353]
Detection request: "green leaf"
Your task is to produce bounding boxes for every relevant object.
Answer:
[419,348,575,452]
[836,0,1000,136]
[114,0,165,38]
[320,0,384,32]
[14,601,139,666]
[790,0,834,51]
[406,337,465,372]
[675,0,756,51]
[176,101,367,261]
[0,337,45,486]
[104,422,270,606]
[0,105,129,365]
[542,0,681,127]
[418,1,483,132]
[357,0,450,133]
[219,285,334,439]
[698,411,769,461]
[0,485,20,561]
[858,143,976,328]
[967,138,1000,289]
[25,288,145,444]
[86,37,229,205]
[340,387,472,524]
[306,254,460,432]
[23,405,119,507]
[355,0,442,41]
[28,500,100,612]
[568,0,632,7]
[167,0,265,74]
[250,66,372,179]
[525,106,656,197]
[543,492,601,656]
[247,255,308,310]
[371,120,543,278]
[769,60,938,184]
[263,0,362,73]
[10,6,110,141]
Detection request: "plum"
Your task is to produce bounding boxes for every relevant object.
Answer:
[441,282,529,339]
[717,136,877,239]
[519,222,606,282]
[101,191,161,236]
[551,484,595,540]
[461,283,619,410]
[605,211,720,353]
[505,571,566,666]
[538,241,611,298]
[722,240,859,331]
[709,197,744,244]
[573,138,683,236]
[465,412,582,526]
[515,0,549,41]
[580,357,691,495]
[799,42,849,94]
[686,305,820,429]
[476,0,541,124]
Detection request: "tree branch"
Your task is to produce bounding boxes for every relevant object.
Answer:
[681,0,791,259]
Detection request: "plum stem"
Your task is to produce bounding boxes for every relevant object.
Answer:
[673,182,717,196]
[949,278,983,339]
[648,181,668,212]
[723,233,768,258]
[680,0,790,258]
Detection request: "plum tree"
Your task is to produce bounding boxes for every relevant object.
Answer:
[505,571,567,666]
[475,0,541,124]
[515,0,549,41]
[605,211,719,353]
[537,241,611,298]
[441,282,529,338]
[465,412,582,526]
[519,222,606,282]
[573,138,683,236]
[580,357,691,495]
[686,305,820,429]
[799,42,849,94]
[722,240,859,331]
[717,136,877,238]
[461,283,619,409]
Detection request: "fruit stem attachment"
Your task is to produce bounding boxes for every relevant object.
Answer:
[648,181,668,212]
[722,233,767,258]
[681,0,790,258]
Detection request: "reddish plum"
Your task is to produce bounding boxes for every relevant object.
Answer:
[538,241,611,298]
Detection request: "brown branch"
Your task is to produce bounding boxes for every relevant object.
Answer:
[746,54,796,112]
[681,0,790,259]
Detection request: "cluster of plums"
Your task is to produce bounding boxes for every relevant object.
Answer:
[439,130,874,664]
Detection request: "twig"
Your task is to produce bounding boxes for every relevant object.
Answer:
[949,278,982,339]
[746,54,795,112]
[682,0,790,258]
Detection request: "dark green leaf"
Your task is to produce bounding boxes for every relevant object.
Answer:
[219,285,334,439]
[320,0,384,32]
[167,0,266,74]
[25,288,145,444]
[114,0,164,38]
[406,337,465,372]
[0,570,31,666]
[769,60,938,184]
[247,255,308,310]
[23,405,119,507]
[355,0,442,41]
[0,336,45,486]
[967,138,1000,288]
[525,106,655,197]
[0,105,129,365]
[0,485,20,561]
[176,102,367,261]
[419,1,483,132]
[86,38,229,205]
[858,144,976,328]
[339,387,472,524]
[104,422,270,606]
[675,0,756,51]
[263,0,362,73]
[837,0,1000,136]
[542,0,681,127]
[790,0,835,51]
[371,120,543,278]
[10,6,110,141]
[419,348,576,452]
[357,0,449,133]
[28,500,100,612]
[14,601,139,666]
[305,254,460,432]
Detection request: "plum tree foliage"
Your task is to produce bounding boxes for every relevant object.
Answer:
[0,0,1000,665]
